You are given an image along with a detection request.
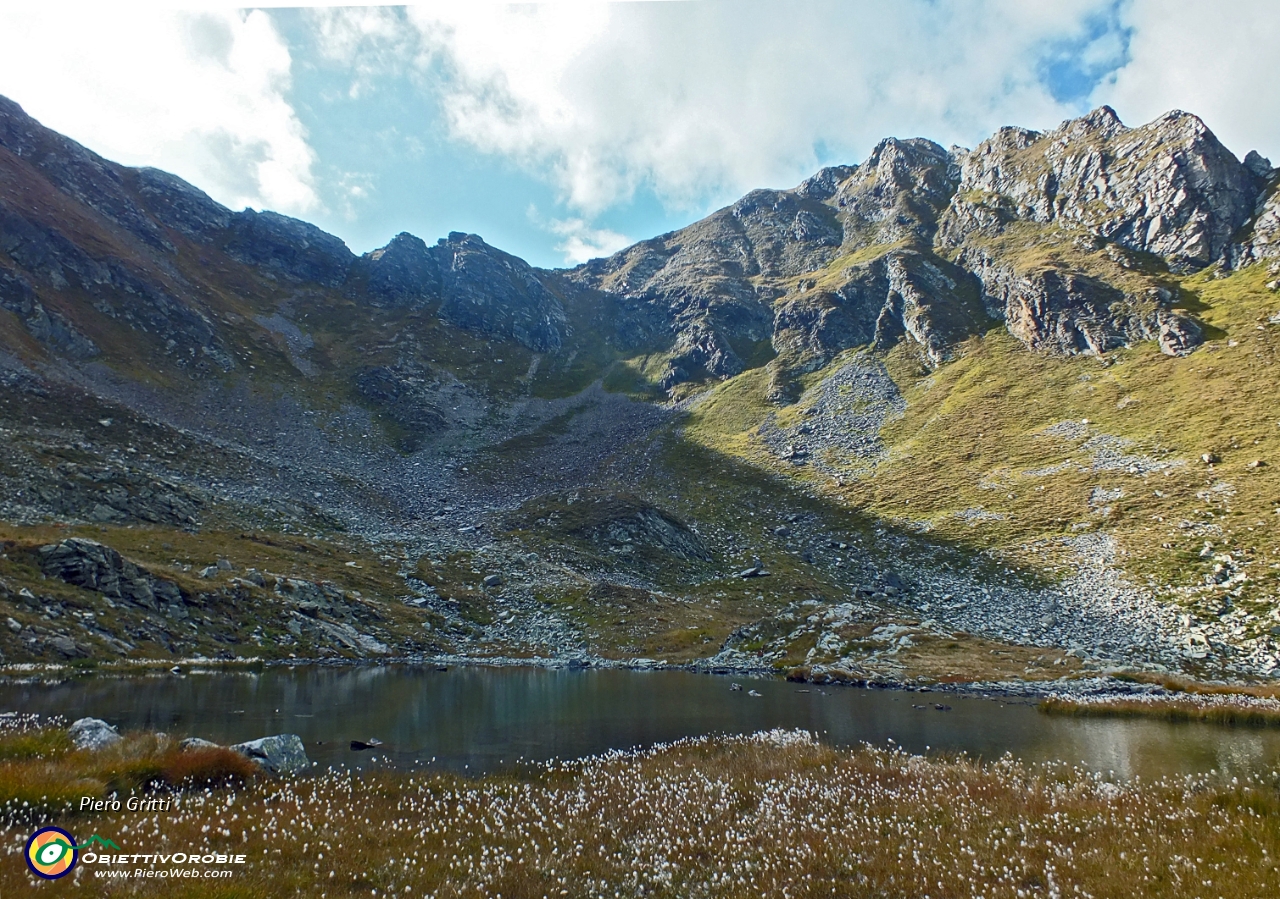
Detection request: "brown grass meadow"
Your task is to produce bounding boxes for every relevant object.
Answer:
[1,720,1279,898]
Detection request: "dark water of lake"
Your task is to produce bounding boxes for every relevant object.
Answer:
[3,665,1279,780]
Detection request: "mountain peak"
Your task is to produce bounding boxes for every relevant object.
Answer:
[1070,104,1126,137]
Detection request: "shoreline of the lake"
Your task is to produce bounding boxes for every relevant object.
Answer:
[0,651,1160,700]
[7,651,1279,717]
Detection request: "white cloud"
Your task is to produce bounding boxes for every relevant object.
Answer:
[1093,0,1280,161]
[0,8,319,214]
[391,1,1112,217]
[310,6,417,100]
[547,217,632,265]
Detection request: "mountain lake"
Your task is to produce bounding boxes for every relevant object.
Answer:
[4,666,1279,780]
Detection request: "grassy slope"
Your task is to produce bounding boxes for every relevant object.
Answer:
[669,263,1280,643]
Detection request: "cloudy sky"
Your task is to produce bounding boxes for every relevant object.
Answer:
[0,1,1277,268]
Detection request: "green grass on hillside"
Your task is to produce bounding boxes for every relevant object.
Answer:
[670,262,1280,635]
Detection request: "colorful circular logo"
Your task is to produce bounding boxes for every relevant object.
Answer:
[26,827,78,879]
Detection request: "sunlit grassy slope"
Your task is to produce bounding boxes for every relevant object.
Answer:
[676,263,1280,626]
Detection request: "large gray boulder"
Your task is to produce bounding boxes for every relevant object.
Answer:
[68,717,121,751]
[39,538,184,612]
[230,734,309,775]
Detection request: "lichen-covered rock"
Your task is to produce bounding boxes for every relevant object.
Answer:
[178,737,222,751]
[68,717,121,750]
[230,734,309,775]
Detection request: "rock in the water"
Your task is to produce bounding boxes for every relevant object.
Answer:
[230,734,309,775]
[69,717,121,750]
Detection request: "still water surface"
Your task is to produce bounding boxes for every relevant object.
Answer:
[4,666,1279,780]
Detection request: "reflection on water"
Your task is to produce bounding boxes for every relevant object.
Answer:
[3,665,1279,779]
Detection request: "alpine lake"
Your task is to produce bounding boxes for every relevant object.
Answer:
[4,665,1279,780]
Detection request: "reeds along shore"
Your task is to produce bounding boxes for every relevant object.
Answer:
[1040,691,1280,727]
[3,722,1280,897]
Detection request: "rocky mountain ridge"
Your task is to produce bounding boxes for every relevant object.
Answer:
[4,95,1277,397]
[571,106,1277,385]
[3,95,1280,680]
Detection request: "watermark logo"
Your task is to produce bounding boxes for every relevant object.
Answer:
[25,829,120,880]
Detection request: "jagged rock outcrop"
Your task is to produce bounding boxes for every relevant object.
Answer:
[353,231,569,351]
[938,107,1261,270]
[38,538,187,612]
[5,90,1279,397]
[518,491,710,562]
[0,266,98,357]
[569,106,1280,380]
[224,209,354,287]
[354,362,451,452]
[832,138,957,248]
[356,231,442,306]
[579,502,709,561]
[570,186,843,381]
[0,97,569,372]
[133,166,233,241]
[956,247,1201,356]
[434,233,568,352]
[773,249,986,366]
[277,576,390,654]
[1243,177,1280,266]
[0,96,171,252]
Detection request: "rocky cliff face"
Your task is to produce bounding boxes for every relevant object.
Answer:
[938,107,1261,269]
[568,105,1276,381]
[1241,169,1280,268]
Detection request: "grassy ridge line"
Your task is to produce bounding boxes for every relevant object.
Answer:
[4,725,1280,897]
